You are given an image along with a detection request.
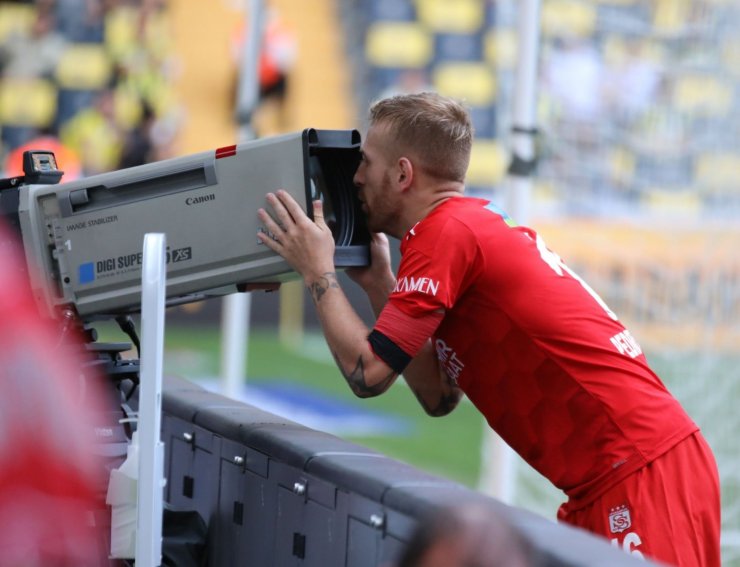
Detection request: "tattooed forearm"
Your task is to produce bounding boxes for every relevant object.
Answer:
[412,375,462,417]
[307,272,340,304]
[415,388,462,417]
[331,351,397,398]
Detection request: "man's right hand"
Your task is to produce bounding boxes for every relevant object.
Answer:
[347,232,394,292]
[347,233,395,317]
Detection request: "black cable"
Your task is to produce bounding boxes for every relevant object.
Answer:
[115,315,141,357]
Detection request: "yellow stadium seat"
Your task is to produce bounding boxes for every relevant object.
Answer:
[541,1,596,38]
[673,75,732,115]
[484,29,518,70]
[721,39,740,77]
[642,187,701,214]
[0,3,35,43]
[104,5,139,61]
[608,147,636,184]
[106,5,171,62]
[433,62,497,106]
[365,22,433,68]
[0,78,56,127]
[56,44,113,90]
[415,0,484,34]
[694,153,740,193]
[466,139,509,186]
[653,0,691,34]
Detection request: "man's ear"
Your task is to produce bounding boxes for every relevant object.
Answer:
[397,157,414,191]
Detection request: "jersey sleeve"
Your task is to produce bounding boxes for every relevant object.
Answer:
[390,217,480,317]
[368,217,480,372]
[370,303,444,373]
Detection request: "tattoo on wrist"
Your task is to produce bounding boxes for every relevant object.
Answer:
[308,272,339,304]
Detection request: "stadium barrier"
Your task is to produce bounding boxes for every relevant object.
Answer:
[161,374,648,566]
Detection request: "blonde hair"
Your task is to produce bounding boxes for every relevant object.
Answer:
[368,92,473,182]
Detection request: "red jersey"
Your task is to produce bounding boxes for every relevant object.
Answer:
[374,197,697,503]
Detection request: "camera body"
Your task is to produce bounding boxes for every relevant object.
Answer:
[9,129,368,320]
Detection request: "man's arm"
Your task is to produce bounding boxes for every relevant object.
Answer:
[347,234,462,416]
[403,340,463,417]
[257,191,395,396]
[257,191,461,414]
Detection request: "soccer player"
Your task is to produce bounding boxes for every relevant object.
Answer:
[256,92,720,567]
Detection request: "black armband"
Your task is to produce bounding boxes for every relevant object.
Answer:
[367,329,412,374]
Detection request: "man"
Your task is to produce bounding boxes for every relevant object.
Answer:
[256,92,720,566]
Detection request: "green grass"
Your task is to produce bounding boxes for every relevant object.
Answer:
[99,322,486,488]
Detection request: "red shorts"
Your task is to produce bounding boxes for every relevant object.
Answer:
[557,432,721,567]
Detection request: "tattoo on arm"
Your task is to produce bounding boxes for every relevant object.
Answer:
[331,351,397,398]
[308,272,340,304]
[412,374,462,417]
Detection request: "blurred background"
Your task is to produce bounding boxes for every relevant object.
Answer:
[0,0,738,564]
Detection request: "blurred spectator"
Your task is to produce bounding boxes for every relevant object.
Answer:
[118,100,156,168]
[0,221,111,566]
[233,4,297,135]
[0,4,66,79]
[603,39,660,127]
[60,86,124,175]
[0,0,179,174]
[396,502,544,567]
[258,6,297,105]
[542,36,605,134]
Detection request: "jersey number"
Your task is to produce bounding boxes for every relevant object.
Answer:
[535,234,618,321]
[611,532,645,560]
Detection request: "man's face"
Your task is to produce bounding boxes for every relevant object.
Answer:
[353,124,401,234]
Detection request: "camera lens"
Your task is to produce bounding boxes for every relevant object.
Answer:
[309,155,350,243]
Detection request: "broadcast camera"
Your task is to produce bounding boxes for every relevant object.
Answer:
[1,128,369,321]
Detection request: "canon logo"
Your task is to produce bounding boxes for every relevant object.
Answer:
[186,193,215,206]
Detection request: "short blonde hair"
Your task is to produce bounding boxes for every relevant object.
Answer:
[369,92,473,182]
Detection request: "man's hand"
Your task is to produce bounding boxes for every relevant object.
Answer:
[346,232,395,318]
[347,232,395,292]
[257,190,335,282]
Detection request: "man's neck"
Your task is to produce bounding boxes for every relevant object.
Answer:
[395,184,464,238]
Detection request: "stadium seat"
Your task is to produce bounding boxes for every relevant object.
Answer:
[0,78,56,128]
[652,0,691,34]
[55,43,113,90]
[673,75,733,115]
[694,152,740,194]
[484,28,518,70]
[434,32,485,63]
[368,0,416,22]
[105,4,170,63]
[720,39,740,76]
[641,187,701,215]
[541,1,596,37]
[365,22,432,68]
[416,0,484,34]
[466,139,509,187]
[433,62,497,107]
[468,105,498,139]
[607,147,637,187]
[0,3,35,43]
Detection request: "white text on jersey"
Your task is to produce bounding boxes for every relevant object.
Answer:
[610,330,643,358]
[394,276,440,296]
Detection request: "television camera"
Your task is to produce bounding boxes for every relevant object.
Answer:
[1,128,369,322]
